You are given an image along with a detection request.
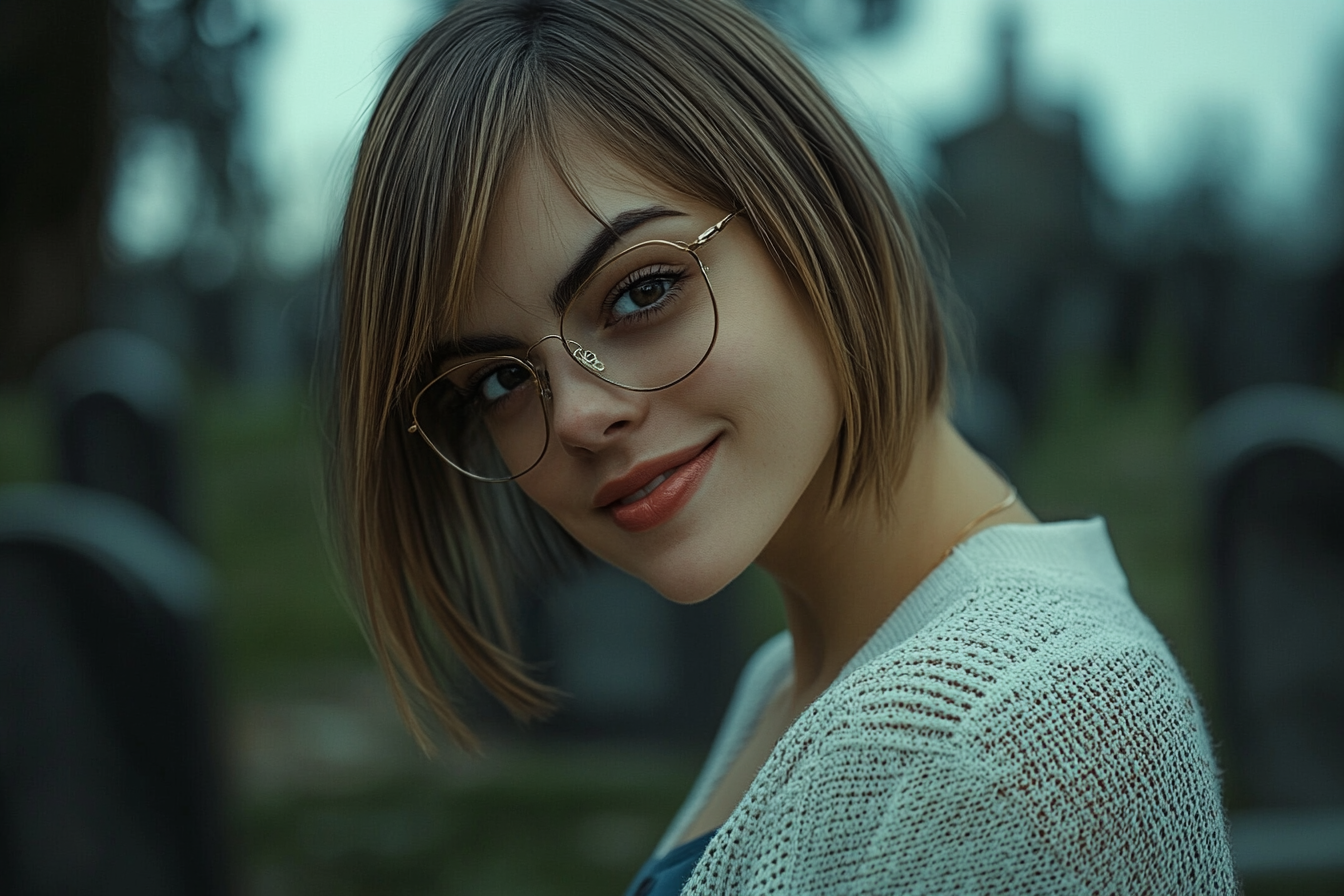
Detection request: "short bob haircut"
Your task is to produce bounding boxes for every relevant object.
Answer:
[334,0,948,750]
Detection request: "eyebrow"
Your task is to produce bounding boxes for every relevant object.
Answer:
[431,205,687,367]
[548,205,686,317]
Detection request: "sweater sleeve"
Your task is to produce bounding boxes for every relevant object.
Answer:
[683,576,1237,895]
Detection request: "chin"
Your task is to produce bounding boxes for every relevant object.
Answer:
[646,566,743,605]
[583,529,759,607]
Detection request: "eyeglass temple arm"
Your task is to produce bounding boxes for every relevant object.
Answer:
[687,209,742,250]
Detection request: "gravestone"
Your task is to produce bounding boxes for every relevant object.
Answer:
[1191,384,1344,876]
[0,483,227,895]
[523,561,756,745]
[36,329,188,534]
[932,11,1109,431]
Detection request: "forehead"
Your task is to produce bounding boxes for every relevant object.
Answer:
[465,147,698,333]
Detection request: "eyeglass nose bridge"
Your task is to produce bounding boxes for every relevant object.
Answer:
[525,333,609,399]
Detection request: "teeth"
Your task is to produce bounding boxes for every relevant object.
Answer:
[619,471,671,505]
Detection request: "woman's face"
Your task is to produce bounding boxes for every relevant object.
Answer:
[454,147,841,602]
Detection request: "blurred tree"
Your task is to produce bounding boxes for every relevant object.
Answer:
[427,0,907,45]
[0,0,113,383]
[0,0,263,382]
[1316,48,1344,391]
[101,0,263,376]
[1320,47,1344,252]
[745,0,906,44]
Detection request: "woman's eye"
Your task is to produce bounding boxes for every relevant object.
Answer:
[611,276,675,317]
[478,364,531,403]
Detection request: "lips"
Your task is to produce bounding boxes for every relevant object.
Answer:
[596,438,720,533]
[618,471,672,505]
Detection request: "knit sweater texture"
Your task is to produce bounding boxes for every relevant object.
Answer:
[657,519,1236,894]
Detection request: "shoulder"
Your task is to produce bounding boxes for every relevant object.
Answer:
[817,523,1209,775]
[816,519,1183,745]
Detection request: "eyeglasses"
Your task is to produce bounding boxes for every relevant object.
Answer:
[408,210,737,482]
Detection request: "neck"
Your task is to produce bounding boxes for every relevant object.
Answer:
[755,414,1034,709]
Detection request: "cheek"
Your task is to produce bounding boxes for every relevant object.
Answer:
[697,280,802,400]
[689,294,842,487]
[716,285,840,431]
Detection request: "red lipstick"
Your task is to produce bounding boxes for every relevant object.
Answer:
[597,439,720,533]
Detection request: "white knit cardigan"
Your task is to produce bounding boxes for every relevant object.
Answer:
[657,519,1237,894]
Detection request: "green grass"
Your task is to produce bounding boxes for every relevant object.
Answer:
[185,382,370,694]
[238,744,697,896]
[0,388,52,483]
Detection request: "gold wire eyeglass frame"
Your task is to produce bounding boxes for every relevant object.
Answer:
[407,210,738,482]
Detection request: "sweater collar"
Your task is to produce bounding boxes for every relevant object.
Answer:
[835,518,1124,683]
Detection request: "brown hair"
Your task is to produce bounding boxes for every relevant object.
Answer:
[333,0,947,750]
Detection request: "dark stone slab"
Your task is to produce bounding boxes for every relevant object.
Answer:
[0,483,227,896]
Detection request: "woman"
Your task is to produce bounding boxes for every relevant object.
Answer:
[333,0,1236,892]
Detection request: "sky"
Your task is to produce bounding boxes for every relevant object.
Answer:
[228,0,1344,272]
[823,0,1344,214]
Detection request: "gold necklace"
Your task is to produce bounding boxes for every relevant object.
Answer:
[940,485,1018,562]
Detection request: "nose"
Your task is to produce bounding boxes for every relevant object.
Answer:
[539,346,646,456]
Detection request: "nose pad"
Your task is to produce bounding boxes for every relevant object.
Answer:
[536,366,553,403]
[569,343,607,374]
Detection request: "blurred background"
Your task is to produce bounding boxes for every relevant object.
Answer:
[1,0,1342,893]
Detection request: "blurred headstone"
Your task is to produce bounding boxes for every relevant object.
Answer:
[1101,261,1159,393]
[36,329,188,534]
[524,562,753,745]
[1192,384,1344,875]
[950,372,1023,475]
[1198,271,1340,408]
[933,10,1110,432]
[0,483,227,896]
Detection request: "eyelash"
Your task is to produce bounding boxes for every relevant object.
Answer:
[463,361,530,410]
[603,263,688,323]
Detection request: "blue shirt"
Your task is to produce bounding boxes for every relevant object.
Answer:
[623,829,716,896]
